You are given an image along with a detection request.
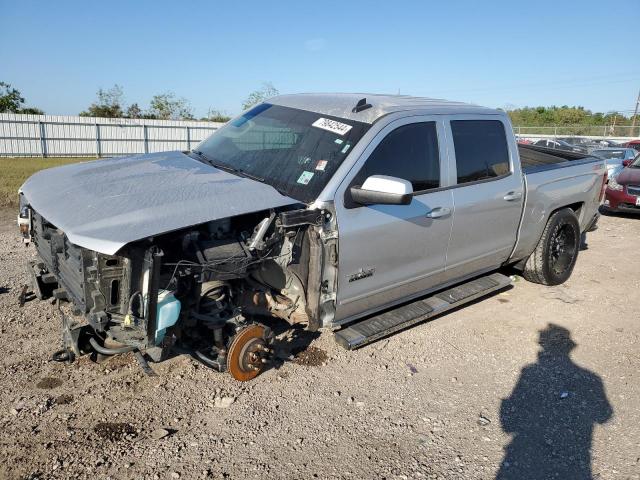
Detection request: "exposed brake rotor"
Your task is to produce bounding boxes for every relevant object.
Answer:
[226,323,273,381]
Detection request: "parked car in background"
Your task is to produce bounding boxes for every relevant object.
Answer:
[623,139,640,152]
[559,137,592,147]
[604,153,640,213]
[591,139,622,148]
[591,148,638,180]
[533,139,588,153]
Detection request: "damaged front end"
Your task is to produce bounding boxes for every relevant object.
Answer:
[19,195,334,381]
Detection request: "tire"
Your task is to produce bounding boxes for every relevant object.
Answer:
[523,208,581,286]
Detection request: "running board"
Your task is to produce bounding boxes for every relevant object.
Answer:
[334,273,512,350]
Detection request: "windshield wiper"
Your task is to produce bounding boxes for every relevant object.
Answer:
[190,149,214,164]
[237,169,264,183]
[191,150,239,174]
[190,150,288,196]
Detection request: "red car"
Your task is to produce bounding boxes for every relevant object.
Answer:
[604,154,640,213]
[624,140,640,152]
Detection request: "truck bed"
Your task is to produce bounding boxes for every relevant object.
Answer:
[518,144,593,173]
[510,147,604,263]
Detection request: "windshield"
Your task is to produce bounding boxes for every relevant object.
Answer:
[593,150,625,160]
[194,104,370,203]
[632,154,640,167]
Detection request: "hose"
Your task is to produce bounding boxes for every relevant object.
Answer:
[51,348,74,363]
[89,337,136,355]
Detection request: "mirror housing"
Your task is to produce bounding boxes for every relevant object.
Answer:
[350,175,413,206]
[622,159,631,167]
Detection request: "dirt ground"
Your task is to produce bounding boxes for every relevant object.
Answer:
[0,209,638,480]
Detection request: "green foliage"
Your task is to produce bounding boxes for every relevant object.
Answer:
[242,82,279,111]
[80,85,125,118]
[18,107,45,115]
[125,103,143,119]
[0,82,24,112]
[148,92,194,120]
[0,81,44,114]
[202,109,231,122]
[507,106,634,127]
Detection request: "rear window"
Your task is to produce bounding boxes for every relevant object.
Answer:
[593,150,625,160]
[451,120,510,184]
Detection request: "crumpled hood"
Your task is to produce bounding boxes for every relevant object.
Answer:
[20,151,299,254]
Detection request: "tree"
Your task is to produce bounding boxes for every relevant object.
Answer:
[241,82,279,111]
[125,103,143,119]
[0,81,44,114]
[148,92,194,120]
[80,85,125,118]
[202,109,231,122]
[16,106,44,115]
[0,82,24,112]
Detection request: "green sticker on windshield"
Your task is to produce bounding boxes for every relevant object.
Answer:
[297,171,314,185]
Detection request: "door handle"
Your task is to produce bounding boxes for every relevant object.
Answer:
[503,191,523,201]
[425,207,451,218]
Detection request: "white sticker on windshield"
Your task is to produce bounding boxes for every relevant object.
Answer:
[297,171,314,185]
[315,160,328,171]
[312,117,353,136]
[334,138,344,145]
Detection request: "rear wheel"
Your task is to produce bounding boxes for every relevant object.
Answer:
[523,208,580,286]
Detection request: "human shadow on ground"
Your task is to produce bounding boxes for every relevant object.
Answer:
[497,324,613,480]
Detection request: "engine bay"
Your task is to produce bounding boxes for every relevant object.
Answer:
[24,204,333,381]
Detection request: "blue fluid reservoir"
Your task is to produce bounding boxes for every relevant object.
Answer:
[155,290,181,345]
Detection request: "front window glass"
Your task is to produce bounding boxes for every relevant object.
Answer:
[195,104,370,203]
[352,122,441,192]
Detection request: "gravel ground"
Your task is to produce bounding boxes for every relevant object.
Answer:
[0,209,639,480]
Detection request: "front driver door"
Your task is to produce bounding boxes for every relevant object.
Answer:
[333,118,454,322]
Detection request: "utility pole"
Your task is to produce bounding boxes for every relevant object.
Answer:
[632,88,640,136]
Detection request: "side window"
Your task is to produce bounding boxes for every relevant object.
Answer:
[352,122,440,192]
[451,120,510,184]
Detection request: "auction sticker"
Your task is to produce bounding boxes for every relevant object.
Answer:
[312,117,353,136]
[315,160,328,171]
[297,171,314,185]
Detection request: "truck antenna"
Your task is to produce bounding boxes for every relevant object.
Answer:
[352,98,372,113]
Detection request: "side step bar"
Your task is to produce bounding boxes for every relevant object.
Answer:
[334,273,512,350]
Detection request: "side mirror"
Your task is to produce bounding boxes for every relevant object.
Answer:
[350,175,413,206]
[622,160,631,167]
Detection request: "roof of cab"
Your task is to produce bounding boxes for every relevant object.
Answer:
[268,93,498,124]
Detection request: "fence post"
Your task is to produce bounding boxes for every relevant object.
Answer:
[38,121,47,158]
[95,123,101,157]
[143,125,149,154]
[186,126,191,151]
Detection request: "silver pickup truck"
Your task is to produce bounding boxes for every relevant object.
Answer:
[18,94,606,381]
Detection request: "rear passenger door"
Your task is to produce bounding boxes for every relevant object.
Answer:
[443,117,524,282]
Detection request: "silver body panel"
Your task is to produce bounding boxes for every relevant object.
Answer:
[510,160,604,262]
[18,94,605,329]
[19,151,299,254]
[317,104,604,324]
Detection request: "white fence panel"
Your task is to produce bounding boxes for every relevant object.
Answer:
[0,113,223,157]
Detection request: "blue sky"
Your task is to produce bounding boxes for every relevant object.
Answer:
[1,0,638,118]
